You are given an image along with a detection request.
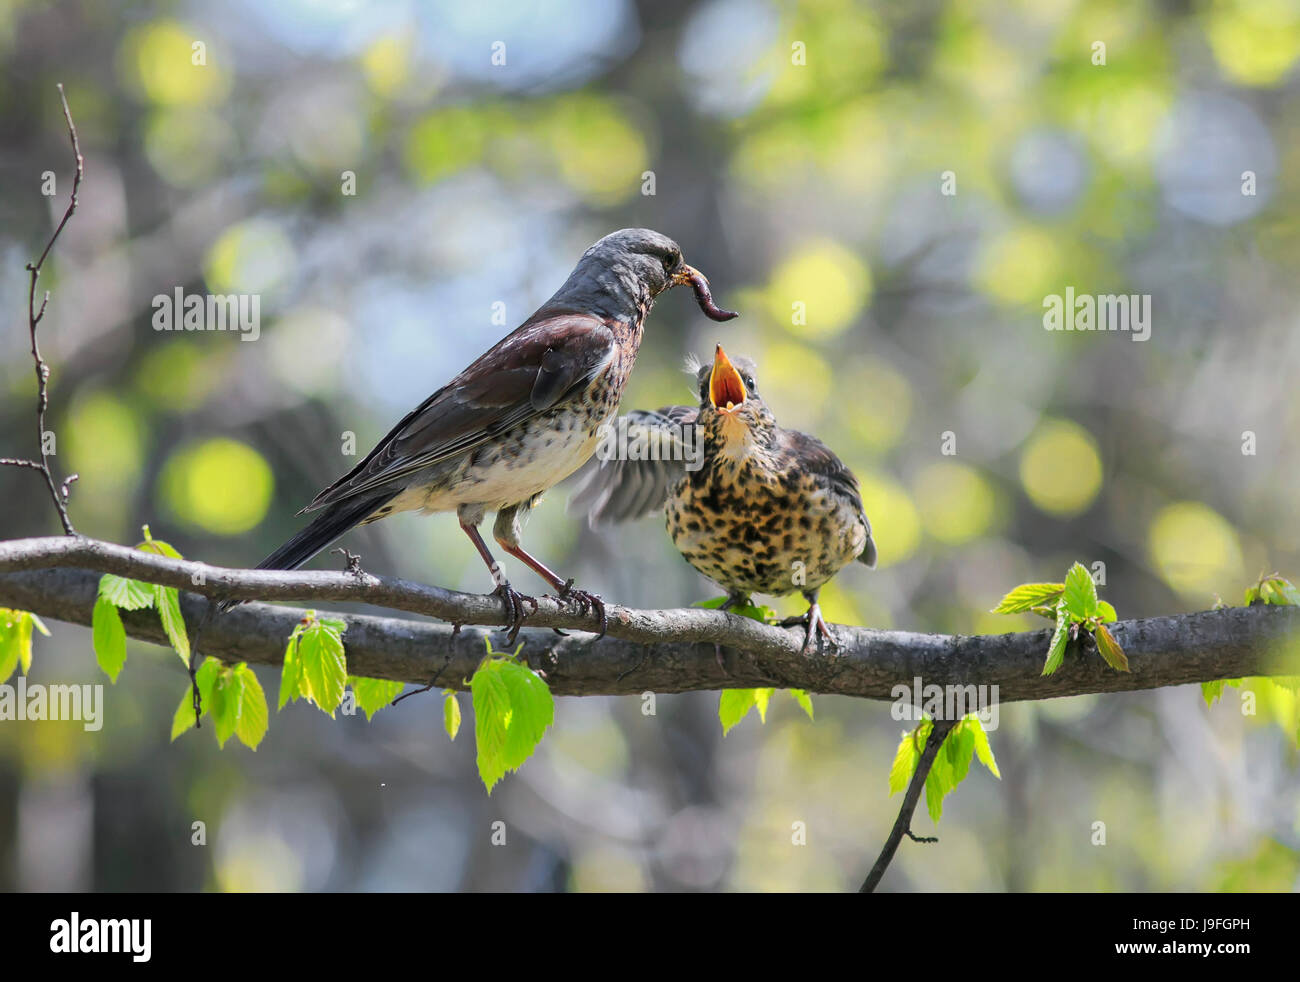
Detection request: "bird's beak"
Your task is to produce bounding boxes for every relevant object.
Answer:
[709,344,747,410]
[672,264,739,322]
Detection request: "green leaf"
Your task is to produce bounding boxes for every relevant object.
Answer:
[991,582,1065,615]
[1042,600,1070,676]
[472,661,512,793]
[234,665,268,750]
[210,668,244,749]
[1265,577,1300,606]
[924,733,953,824]
[169,657,221,740]
[444,690,461,740]
[0,614,19,683]
[0,609,39,681]
[888,720,928,795]
[753,688,774,722]
[694,596,777,622]
[1093,622,1130,672]
[946,721,976,788]
[470,657,554,793]
[1062,562,1098,620]
[499,660,554,769]
[969,716,1001,778]
[0,610,43,677]
[92,595,128,682]
[153,584,190,665]
[137,530,183,560]
[788,688,814,720]
[98,573,154,611]
[349,676,405,720]
[1096,600,1117,623]
[278,632,304,710]
[1201,678,1242,706]
[719,689,758,735]
[299,620,347,716]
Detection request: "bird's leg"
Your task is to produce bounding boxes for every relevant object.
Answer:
[460,520,535,645]
[779,590,838,654]
[494,507,608,639]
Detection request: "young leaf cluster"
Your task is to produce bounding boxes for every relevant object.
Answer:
[888,714,1000,824]
[992,562,1127,675]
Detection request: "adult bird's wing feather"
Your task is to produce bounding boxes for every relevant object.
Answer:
[302,313,618,512]
[567,405,700,526]
[778,428,877,568]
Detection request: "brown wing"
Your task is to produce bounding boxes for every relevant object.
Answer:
[567,405,700,526]
[302,313,617,512]
[777,428,877,567]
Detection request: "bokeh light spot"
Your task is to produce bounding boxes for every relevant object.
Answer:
[857,471,920,566]
[1019,420,1103,516]
[914,462,997,546]
[160,439,274,535]
[767,241,871,339]
[1148,502,1244,599]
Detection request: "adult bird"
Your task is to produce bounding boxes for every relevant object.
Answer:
[223,229,737,638]
[570,344,875,651]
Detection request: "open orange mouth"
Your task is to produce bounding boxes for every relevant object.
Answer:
[709,344,746,410]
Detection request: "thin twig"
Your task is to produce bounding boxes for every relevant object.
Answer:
[2,83,83,535]
[860,718,957,893]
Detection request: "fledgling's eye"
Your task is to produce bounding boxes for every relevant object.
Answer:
[742,373,756,392]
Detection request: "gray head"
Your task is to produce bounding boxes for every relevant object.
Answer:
[545,228,737,324]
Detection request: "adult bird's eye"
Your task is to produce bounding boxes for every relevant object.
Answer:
[662,252,678,273]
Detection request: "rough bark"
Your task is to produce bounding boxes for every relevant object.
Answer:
[0,537,1294,699]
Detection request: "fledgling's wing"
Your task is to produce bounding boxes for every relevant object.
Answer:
[777,428,877,568]
[302,313,617,512]
[567,405,700,526]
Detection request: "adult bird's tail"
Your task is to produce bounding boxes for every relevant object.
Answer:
[216,491,399,612]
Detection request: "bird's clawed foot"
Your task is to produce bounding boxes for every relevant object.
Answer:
[780,603,838,654]
[331,547,367,579]
[557,578,608,639]
[493,583,538,646]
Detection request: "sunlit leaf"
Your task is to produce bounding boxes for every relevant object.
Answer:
[1094,623,1130,673]
[1042,601,1070,676]
[349,676,405,721]
[719,689,758,735]
[99,573,154,611]
[92,596,128,682]
[991,582,1065,615]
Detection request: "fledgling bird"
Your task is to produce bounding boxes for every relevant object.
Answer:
[222,229,737,638]
[571,344,876,651]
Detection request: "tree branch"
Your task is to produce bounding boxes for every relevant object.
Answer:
[859,718,954,893]
[0,536,1295,699]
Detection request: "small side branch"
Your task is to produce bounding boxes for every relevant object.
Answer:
[1,83,83,535]
[860,718,956,893]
